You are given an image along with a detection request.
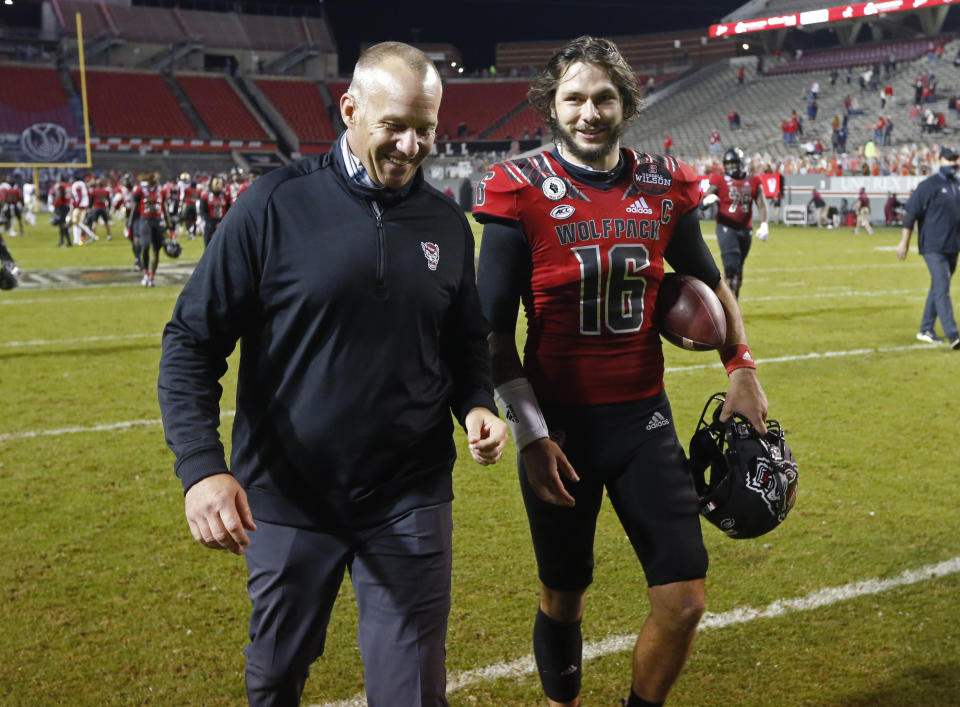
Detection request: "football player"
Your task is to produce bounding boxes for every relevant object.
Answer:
[69,173,93,245]
[48,177,72,247]
[85,178,113,241]
[2,177,24,238]
[197,176,230,247]
[127,172,171,287]
[473,36,768,707]
[700,148,768,298]
[175,171,200,240]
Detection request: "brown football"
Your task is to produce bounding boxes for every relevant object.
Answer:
[655,273,727,351]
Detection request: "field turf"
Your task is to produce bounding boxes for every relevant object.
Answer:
[1,217,958,705]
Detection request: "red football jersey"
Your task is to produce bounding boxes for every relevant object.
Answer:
[474,150,700,405]
[90,187,111,209]
[132,185,165,219]
[202,189,231,220]
[708,173,761,230]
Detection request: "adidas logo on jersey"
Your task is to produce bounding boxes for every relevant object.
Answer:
[626,197,653,214]
[645,411,670,430]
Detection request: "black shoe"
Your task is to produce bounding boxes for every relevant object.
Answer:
[950,337,960,350]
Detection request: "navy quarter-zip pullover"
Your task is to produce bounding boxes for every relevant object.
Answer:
[158,140,496,531]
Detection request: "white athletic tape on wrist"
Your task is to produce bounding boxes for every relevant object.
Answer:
[494,377,549,451]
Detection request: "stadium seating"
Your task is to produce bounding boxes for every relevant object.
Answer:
[177,8,251,49]
[0,63,77,135]
[76,69,196,138]
[101,4,186,46]
[176,74,268,140]
[57,0,111,38]
[255,78,337,143]
[435,81,531,139]
[766,37,948,76]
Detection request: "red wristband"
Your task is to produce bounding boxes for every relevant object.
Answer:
[721,344,756,375]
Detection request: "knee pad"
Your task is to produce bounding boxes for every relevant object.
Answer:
[533,608,582,702]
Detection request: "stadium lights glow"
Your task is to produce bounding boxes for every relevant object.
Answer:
[4,1,13,6]
[710,0,959,37]
[742,43,750,50]
[450,61,457,68]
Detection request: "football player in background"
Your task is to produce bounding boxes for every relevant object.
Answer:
[176,172,200,240]
[197,176,230,247]
[69,173,92,245]
[85,178,113,241]
[127,172,171,287]
[2,177,25,238]
[48,176,72,247]
[700,148,768,298]
[473,36,768,707]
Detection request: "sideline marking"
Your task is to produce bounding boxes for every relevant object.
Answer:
[315,556,960,707]
[0,343,942,442]
[0,332,159,348]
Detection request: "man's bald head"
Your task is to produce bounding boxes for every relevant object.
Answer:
[340,42,443,189]
[348,42,442,112]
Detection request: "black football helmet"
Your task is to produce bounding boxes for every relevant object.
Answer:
[0,260,21,290]
[687,393,798,539]
[163,239,182,258]
[722,148,746,179]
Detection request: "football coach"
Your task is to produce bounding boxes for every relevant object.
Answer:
[158,41,507,706]
[897,145,960,349]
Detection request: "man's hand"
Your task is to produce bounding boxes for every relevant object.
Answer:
[756,221,769,241]
[184,473,257,555]
[701,193,719,207]
[719,367,768,432]
[520,437,579,507]
[466,407,508,465]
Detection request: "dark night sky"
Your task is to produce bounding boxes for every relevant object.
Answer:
[323,0,750,71]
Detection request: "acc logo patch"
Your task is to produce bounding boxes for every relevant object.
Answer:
[549,204,575,219]
[421,241,439,271]
[634,162,672,196]
[541,176,567,201]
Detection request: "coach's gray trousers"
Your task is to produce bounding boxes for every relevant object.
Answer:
[243,502,453,707]
[921,251,959,339]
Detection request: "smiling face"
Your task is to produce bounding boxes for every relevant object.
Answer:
[550,61,625,171]
[341,59,442,189]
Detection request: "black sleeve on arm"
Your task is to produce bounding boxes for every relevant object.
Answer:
[476,218,531,334]
[663,208,722,289]
[157,196,261,493]
[442,212,499,425]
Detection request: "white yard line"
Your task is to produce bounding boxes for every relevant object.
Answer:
[0,332,159,348]
[315,556,960,706]
[0,342,941,442]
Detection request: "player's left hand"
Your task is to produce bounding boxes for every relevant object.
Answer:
[719,367,768,432]
[756,222,769,241]
[466,407,508,465]
[701,193,719,207]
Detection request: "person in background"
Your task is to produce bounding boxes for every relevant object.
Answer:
[897,146,960,349]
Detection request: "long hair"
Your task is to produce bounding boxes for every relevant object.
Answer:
[528,36,643,126]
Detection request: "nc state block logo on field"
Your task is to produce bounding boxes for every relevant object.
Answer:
[634,163,672,196]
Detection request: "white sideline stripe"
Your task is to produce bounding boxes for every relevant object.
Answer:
[0,332,159,348]
[1,292,177,305]
[315,556,960,707]
[664,342,932,374]
[0,411,236,443]
[0,344,934,442]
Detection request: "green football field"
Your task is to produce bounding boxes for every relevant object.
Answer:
[1,217,959,706]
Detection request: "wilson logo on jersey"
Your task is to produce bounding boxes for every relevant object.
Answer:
[420,241,439,271]
[550,204,575,219]
[626,197,653,214]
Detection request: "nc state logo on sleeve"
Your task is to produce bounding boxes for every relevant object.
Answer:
[634,163,672,196]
